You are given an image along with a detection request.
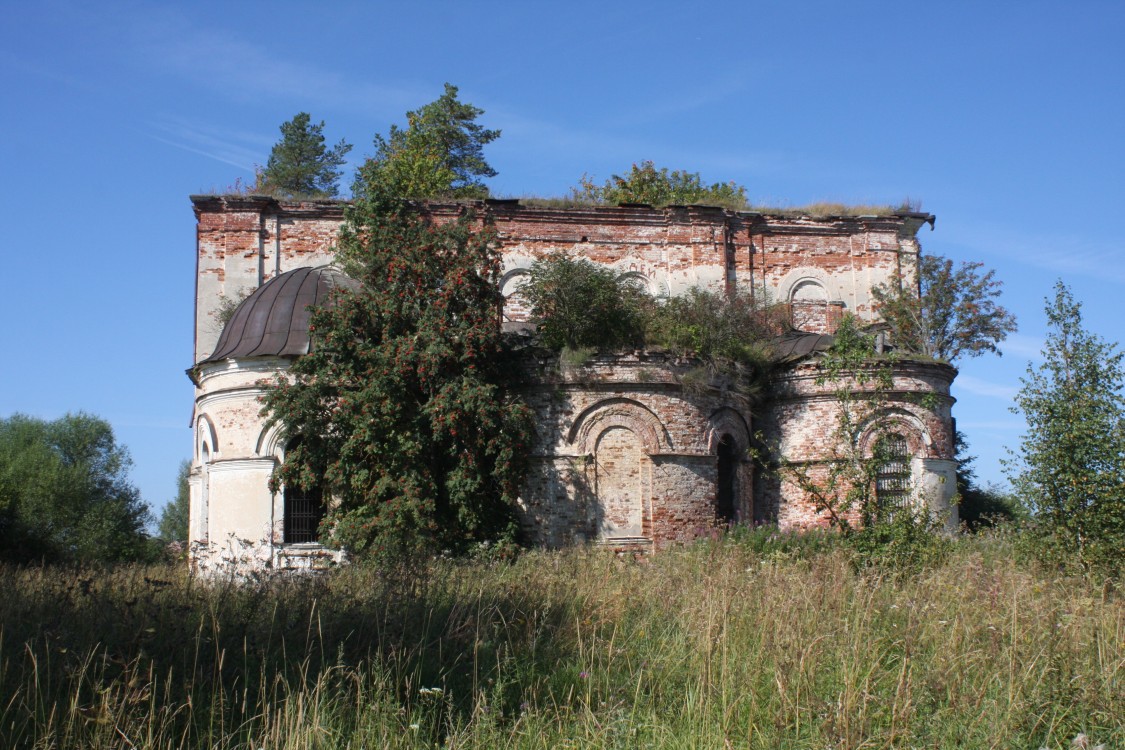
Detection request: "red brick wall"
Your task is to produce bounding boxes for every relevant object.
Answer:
[192,197,931,359]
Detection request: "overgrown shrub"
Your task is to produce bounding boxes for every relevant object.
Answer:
[522,256,647,352]
[643,287,786,395]
[572,160,748,209]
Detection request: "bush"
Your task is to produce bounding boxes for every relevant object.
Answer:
[572,161,748,209]
[522,256,647,352]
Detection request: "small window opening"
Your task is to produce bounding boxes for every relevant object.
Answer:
[875,434,911,513]
[283,438,326,544]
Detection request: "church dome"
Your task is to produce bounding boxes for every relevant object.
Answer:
[202,266,360,364]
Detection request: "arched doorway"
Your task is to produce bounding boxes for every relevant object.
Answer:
[716,434,737,524]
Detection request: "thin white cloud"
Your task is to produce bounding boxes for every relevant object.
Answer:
[1000,333,1045,361]
[125,10,423,119]
[944,219,1125,284]
[144,115,269,170]
[954,375,1019,401]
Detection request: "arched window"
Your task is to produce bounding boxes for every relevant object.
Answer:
[874,433,911,513]
[789,279,829,332]
[283,438,325,544]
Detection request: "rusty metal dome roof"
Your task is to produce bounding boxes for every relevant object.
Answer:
[202,266,359,364]
[770,331,835,362]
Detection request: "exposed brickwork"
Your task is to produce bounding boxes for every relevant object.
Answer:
[515,354,756,547]
[191,197,932,361]
[189,197,953,566]
[755,360,957,530]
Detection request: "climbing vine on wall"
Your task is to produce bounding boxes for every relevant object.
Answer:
[769,316,948,569]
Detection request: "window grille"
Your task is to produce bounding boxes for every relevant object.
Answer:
[282,437,325,544]
[875,434,911,513]
[284,484,324,544]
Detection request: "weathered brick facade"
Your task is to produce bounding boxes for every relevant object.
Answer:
[188,196,955,569]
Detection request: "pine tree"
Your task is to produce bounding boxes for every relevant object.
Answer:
[260,113,352,198]
[1008,282,1125,578]
[360,83,499,199]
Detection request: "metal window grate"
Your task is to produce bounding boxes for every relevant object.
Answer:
[284,485,325,544]
[875,435,911,512]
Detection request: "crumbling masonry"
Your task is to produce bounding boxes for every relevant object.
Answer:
[188,197,957,572]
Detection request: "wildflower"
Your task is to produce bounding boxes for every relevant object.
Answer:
[579,671,588,679]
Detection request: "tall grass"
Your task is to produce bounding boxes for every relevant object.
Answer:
[1,534,1120,748]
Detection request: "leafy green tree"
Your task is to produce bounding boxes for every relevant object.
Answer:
[871,254,1017,362]
[158,459,190,543]
[953,431,1023,530]
[522,257,647,353]
[1008,282,1125,578]
[573,161,747,209]
[259,112,352,198]
[361,83,500,199]
[262,174,534,558]
[0,413,153,564]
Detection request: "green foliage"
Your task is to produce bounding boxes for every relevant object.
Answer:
[954,431,1023,530]
[259,112,352,198]
[522,261,783,395]
[0,413,153,564]
[521,256,646,352]
[871,254,1017,362]
[158,459,190,543]
[361,83,500,200]
[846,504,950,573]
[2,543,1121,748]
[262,174,534,559]
[772,316,948,569]
[1008,282,1125,579]
[573,160,748,209]
[644,288,784,362]
[644,287,786,397]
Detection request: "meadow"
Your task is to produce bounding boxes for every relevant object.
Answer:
[1,532,1121,749]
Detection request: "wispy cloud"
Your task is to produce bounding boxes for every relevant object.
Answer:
[944,219,1125,284]
[1000,333,1045,361]
[126,10,423,119]
[954,375,1019,401]
[144,114,270,170]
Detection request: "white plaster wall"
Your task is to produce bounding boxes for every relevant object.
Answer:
[190,356,341,574]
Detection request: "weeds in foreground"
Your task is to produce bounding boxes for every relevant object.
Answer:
[0,535,1120,748]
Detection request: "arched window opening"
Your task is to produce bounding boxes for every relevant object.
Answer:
[874,433,911,514]
[789,279,829,333]
[283,438,326,544]
[716,434,737,524]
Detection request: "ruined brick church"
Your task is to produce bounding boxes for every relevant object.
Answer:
[188,197,957,571]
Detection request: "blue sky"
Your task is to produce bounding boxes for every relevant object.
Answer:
[2,1,1122,516]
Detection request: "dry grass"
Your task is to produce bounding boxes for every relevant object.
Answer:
[498,194,923,217]
[1,534,1120,748]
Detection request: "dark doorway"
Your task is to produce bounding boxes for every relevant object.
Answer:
[716,434,737,524]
